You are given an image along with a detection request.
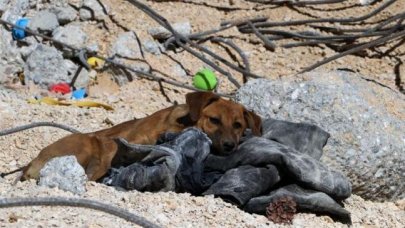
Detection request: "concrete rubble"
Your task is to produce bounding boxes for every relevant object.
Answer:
[236,71,405,201]
[28,10,59,33]
[39,155,87,195]
[24,44,69,87]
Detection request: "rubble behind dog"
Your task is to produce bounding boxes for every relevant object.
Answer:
[0,0,117,89]
[236,71,405,201]
[0,0,191,90]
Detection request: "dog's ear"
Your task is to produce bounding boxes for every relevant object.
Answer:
[186,92,220,122]
[244,109,262,136]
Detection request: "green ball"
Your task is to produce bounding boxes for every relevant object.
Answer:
[193,69,218,91]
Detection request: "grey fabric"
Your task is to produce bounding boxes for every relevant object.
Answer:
[203,165,280,205]
[205,137,351,200]
[103,128,211,193]
[261,118,330,160]
[101,119,352,223]
[244,184,351,223]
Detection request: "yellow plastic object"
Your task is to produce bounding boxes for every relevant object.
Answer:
[87,57,105,69]
[71,100,113,110]
[27,97,68,106]
[27,97,113,111]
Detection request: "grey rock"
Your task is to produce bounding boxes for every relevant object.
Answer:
[131,61,151,75]
[143,39,162,55]
[0,0,29,23]
[359,0,378,5]
[172,64,187,77]
[39,156,87,194]
[86,43,99,53]
[24,44,69,87]
[64,59,89,88]
[52,24,88,57]
[69,0,83,8]
[81,0,108,20]
[28,10,59,33]
[148,22,191,40]
[0,0,10,13]
[78,8,91,21]
[19,42,39,59]
[0,27,24,83]
[107,57,151,86]
[110,31,142,59]
[50,6,77,24]
[236,71,405,201]
[44,0,70,7]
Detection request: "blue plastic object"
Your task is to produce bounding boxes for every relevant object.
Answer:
[71,88,87,100]
[12,18,30,40]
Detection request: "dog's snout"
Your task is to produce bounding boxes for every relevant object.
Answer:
[223,141,236,152]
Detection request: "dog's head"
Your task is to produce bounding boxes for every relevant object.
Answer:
[186,92,262,155]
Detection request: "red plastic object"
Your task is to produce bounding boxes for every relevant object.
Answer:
[49,83,71,94]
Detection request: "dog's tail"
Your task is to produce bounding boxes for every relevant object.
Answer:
[0,122,80,136]
[0,166,25,178]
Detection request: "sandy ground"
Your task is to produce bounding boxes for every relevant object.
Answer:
[0,0,404,227]
[1,81,404,227]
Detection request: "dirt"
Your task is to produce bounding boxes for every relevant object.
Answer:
[92,0,404,93]
[0,0,404,227]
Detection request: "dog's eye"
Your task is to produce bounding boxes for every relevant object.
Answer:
[233,122,242,129]
[209,117,221,125]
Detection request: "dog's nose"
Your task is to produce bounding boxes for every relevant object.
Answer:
[223,141,236,152]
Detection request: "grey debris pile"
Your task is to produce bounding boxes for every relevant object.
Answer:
[0,0,105,89]
[0,27,24,83]
[24,44,69,87]
[110,31,143,59]
[106,57,151,86]
[0,0,29,23]
[143,39,162,55]
[39,155,87,195]
[0,0,9,13]
[64,59,89,88]
[52,23,88,56]
[107,31,151,85]
[0,0,193,89]
[28,10,59,33]
[236,71,405,201]
[69,0,84,9]
[148,22,191,40]
[79,0,108,21]
[49,6,78,25]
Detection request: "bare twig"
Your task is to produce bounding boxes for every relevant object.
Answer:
[245,0,347,5]
[300,29,405,73]
[240,28,395,40]
[240,0,398,28]
[247,21,276,51]
[210,37,251,82]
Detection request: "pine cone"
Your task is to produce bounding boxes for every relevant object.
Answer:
[266,196,297,224]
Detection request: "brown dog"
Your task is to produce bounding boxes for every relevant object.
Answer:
[21,92,262,181]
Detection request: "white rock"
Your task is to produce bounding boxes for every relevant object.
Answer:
[39,155,87,194]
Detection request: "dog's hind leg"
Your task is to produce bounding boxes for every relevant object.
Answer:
[85,136,118,181]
